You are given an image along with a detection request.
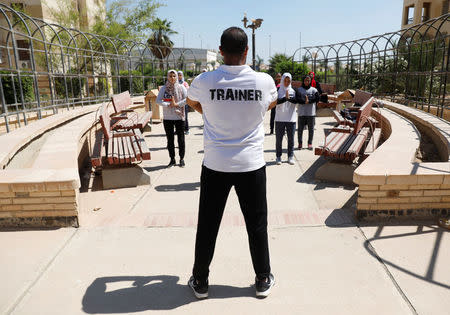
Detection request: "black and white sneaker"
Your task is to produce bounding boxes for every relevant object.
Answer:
[255,273,275,298]
[179,159,185,167]
[188,276,208,299]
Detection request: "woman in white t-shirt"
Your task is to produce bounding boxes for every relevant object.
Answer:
[156,70,188,168]
[274,73,297,165]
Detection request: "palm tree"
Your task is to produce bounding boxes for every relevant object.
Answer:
[147,18,178,69]
[256,55,264,71]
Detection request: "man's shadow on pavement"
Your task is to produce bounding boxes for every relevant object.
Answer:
[82,275,254,313]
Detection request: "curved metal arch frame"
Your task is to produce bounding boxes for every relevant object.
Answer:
[289,13,449,118]
[0,4,200,133]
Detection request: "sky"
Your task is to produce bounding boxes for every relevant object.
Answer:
[111,0,405,64]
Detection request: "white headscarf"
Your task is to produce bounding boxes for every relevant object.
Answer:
[277,72,293,98]
[177,70,185,84]
[277,73,294,112]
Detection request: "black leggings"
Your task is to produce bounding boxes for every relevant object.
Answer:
[193,165,271,282]
[163,119,185,159]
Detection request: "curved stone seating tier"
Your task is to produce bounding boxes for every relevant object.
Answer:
[0,96,146,227]
[382,100,450,161]
[354,101,450,220]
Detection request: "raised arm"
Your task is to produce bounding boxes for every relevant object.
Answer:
[187,97,203,114]
[156,87,170,107]
[267,99,277,111]
[295,88,306,104]
[309,89,320,104]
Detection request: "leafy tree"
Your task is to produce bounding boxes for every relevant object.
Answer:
[268,53,309,81]
[92,0,162,42]
[147,18,178,67]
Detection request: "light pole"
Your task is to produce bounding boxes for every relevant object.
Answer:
[242,13,263,70]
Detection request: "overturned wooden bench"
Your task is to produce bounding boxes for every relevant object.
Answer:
[91,104,151,189]
[317,83,337,109]
[111,91,152,130]
[316,97,381,162]
[332,89,379,128]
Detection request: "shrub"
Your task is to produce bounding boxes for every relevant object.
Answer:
[0,71,35,105]
[118,70,144,94]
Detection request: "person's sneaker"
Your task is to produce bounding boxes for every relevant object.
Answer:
[298,143,302,149]
[185,130,190,135]
[288,156,295,165]
[188,276,208,299]
[255,273,275,298]
[276,157,282,165]
[308,144,313,150]
[167,159,176,168]
[180,159,185,167]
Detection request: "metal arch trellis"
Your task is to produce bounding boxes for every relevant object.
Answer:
[0,3,199,133]
[291,13,450,118]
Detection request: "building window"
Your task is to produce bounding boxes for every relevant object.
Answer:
[422,2,431,22]
[405,5,414,25]
[16,40,30,61]
[443,0,449,15]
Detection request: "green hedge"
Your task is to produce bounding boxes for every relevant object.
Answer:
[0,71,35,104]
[54,76,86,99]
[118,70,144,94]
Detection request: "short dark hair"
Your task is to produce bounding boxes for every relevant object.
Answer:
[220,27,248,55]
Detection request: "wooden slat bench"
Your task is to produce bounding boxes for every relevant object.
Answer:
[91,104,151,168]
[111,91,152,130]
[315,97,379,162]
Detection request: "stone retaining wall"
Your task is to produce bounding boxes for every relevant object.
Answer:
[0,169,79,227]
[354,102,450,220]
[0,96,147,227]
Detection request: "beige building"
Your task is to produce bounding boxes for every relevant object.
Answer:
[0,0,105,30]
[0,1,105,68]
[402,0,449,29]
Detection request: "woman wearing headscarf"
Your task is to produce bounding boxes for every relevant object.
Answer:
[157,69,188,167]
[296,74,320,150]
[274,72,297,165]
[178,71,190,135]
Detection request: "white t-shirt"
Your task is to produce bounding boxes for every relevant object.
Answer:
[275,88,297,123]
[188,64,277,172]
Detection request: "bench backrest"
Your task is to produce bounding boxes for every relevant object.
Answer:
[112,91,132,113]
[99,104,112,140]
[353,97,374,135]
[320,83,335,95]
[353,90,372,106]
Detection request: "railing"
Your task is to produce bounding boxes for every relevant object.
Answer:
[292,14,450,118]
[0,4,201,133]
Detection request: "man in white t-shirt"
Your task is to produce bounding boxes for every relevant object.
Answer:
[186,27,277,299]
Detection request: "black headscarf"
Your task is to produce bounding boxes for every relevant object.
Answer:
[301,75,312,89]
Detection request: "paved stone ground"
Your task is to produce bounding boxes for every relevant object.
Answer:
[1,112,449,315]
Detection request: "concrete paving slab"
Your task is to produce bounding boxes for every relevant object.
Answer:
[9,226,412,315]
[78,113,356,228]
[359,225,450,315]
[0,228,76,314]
